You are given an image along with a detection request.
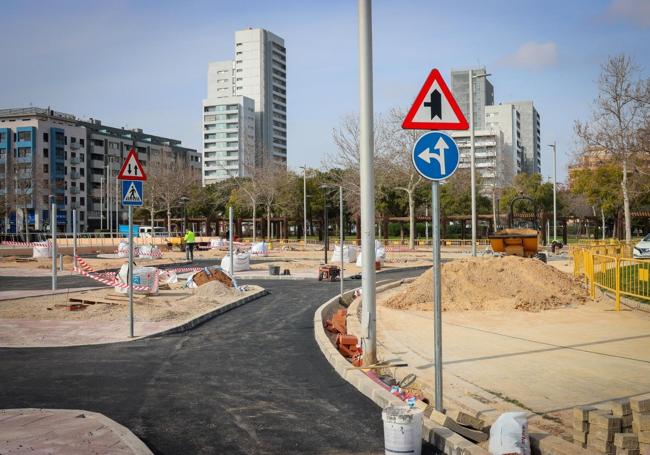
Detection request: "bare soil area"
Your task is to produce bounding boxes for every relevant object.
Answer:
[0,281,262,323]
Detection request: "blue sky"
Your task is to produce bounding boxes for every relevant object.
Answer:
[2,0,649,182]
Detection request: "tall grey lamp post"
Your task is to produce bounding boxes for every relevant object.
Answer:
[300,164,308,250]
[468,70,491,256]
[547,142,557,242]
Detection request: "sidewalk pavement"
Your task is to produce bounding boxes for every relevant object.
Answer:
[0,408,152,454]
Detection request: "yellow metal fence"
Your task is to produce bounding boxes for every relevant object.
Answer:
[572,244,650,310]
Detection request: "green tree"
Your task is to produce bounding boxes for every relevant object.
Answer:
[570,164,622,227]
[440,168,491,216]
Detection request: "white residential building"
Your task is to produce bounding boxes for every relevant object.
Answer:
[202,96,255,184]
[505,100,541,174]
[0,107,200,233]
[485,104,523,176]
[451,129,512,193]
[203,27,286,183]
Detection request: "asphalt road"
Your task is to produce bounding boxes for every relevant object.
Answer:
[0,269,424,454]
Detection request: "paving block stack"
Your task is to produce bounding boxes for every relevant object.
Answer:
[613,433,639,455]
[574,405,597,448]
[588,410,621,454]
[630,394,650,448]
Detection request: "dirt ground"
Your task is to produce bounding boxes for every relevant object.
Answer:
[373,258,650,442]
[0,281,262,323]
[0,247,435,275]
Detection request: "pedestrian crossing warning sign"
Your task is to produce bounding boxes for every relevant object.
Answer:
[122,180,143,206]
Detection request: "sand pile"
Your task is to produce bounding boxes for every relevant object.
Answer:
[192,280,236,299]
[385,256,588,312]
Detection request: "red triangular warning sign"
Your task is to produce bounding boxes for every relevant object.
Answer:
[402,69,469,131]
[117,148,147,181]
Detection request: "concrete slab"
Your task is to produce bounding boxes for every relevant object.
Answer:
[0,408,151,454]
[377,299,650,431]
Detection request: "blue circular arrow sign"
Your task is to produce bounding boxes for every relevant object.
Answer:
[411,131,460,181]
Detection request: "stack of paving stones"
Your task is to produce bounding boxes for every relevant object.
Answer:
[631,394,650,450]
[588,409,621,454]
[573,405,596,448]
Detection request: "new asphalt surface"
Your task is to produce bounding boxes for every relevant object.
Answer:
[0,268,423,454]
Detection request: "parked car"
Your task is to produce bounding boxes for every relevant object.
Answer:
[633,234,650,259]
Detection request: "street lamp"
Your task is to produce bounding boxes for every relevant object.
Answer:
[300,164,308,250]
[469,70,491,256]
[547,142,557,242]
[321,184,345,299]
[179,196,190,232]
[320,185,331,264]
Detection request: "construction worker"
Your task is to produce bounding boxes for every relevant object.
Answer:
[184,228,196,262]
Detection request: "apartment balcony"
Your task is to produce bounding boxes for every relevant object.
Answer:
[91,159,104,168]
[54,153,65,163]
[70,156,81,165]
[70,171,81,180]
[15,187,33,195]
[16,155,32,164]
[70,142,81,150]
[70,187,80,195]
[88,210,101,219]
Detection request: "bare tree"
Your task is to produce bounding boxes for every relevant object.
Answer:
[257,164,287,240]
[234,167,264,243]
[146,158,194,233]
[576,54,650,242]
[326,113,388,219]
[383,108,425,249]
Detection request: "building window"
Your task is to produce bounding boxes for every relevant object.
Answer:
[80,138,85,146]
[43,132,49,142]
[43,148,48,157]
[71,137,76,143]
[17,131,31,141]
[43,164,48,173]
[93,139,103,146]
[80,183,85,191]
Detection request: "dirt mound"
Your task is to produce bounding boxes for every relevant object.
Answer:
[193,280,236,299]
[385,256,588,312]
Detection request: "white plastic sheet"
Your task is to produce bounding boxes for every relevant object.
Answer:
[488,412,531,455]
[220,252,251,273]
[331,244,357,263]
[250,242,269,256]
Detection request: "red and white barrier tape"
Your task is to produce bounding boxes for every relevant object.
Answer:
[73,267,153,291]
[1,241,50,247]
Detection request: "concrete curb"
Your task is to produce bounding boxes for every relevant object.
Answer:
[141,288,269,339]
[313,286,489,455]
[0,408,152,454]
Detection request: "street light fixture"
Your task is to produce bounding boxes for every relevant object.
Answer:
[547,142,557,242]
[321,184,345,299]
[300,164,309,250]
[179,196,190,233]
[469,70,491,256]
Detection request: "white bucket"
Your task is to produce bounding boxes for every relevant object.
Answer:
[382,405,423,455]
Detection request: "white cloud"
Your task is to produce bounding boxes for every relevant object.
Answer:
[605,0,650,27]
[500,41,558,70]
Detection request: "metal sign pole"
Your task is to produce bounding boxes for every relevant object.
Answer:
[229,206,234,277]
[128,205,134,337]
[51,201,57,291]
[432,181,443,411]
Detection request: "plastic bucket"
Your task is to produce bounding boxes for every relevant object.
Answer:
[382,405,423,455]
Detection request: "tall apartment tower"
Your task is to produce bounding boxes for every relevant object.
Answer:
[505,101,541,174]
[451,67,494,130]
[203,28,286,183]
